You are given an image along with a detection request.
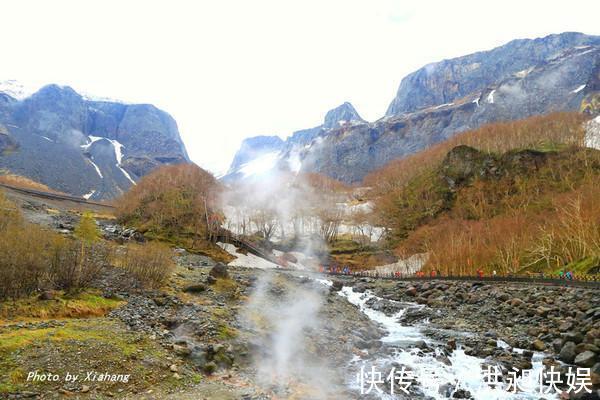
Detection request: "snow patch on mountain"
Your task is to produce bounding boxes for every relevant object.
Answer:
[88,158,103,178]
[240,151,280,177]
[83,190,96,200]
[0,80,41,100]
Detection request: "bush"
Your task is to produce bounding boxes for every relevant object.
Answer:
[116,164,221,245]
[0,220,52,300]
[121,242,174,289]
[49,238,110,291]
[0,192,107,299]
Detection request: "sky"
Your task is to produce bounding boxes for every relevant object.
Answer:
[1,0,599,174]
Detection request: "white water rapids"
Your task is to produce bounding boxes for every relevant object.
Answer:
[332,284,558,400]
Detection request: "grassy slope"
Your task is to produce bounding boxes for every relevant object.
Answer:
[367,113,599,276]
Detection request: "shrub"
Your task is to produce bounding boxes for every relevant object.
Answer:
[49,238,110,291]
[121,242,174,289]
[0,220,52,299]
[0,192,107,299]
[116,164,221,246]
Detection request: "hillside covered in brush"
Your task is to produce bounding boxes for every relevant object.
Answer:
[366,112,600,276]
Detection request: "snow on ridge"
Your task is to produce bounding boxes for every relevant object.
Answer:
[239,151,280,177]
[0,80,41,100]
[487,89,496,104]
[572,84,586,94]
[514,67,534,78]
[433,102,454,109]
[80,135,136,185]
[83,190,96,200]
[106,139,136,185]
[80,135,105,151]
[88,158,103,178]
[106,138,125,164]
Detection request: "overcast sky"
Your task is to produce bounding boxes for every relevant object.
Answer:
[2,0,599,174]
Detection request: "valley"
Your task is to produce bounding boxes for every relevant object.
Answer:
[1,28,599,400]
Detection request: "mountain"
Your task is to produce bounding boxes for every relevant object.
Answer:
[223,101,364,181]
[0,84,189,199]
[226,32,600,184]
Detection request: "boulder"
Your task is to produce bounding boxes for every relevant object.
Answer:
[559,342,577,364]
[531,339,546,352]
[330,280,344,292]
[183,284,207,293]
[209,263,229,279]
[574,351,597,368]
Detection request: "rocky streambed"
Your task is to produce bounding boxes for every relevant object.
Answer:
[325,276,600,400]
[33,252,596,399]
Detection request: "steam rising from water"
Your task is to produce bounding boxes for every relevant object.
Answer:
[242,272,340,398]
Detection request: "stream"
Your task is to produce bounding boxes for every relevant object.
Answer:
[330,283,558,400]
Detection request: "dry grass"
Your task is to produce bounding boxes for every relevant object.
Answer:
[365,112,587,196]
[0,192,107,300]
[366,112,599,276]
[120,242,175,289]
[0,172,65,195]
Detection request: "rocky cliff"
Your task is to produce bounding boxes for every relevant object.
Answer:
[0,84,189,199]
[226,32,600,184]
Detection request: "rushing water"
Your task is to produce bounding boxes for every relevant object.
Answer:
[336,285,559,400]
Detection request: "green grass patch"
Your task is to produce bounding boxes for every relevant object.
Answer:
[0,290,123,322]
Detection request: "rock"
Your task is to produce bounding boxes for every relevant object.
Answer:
[564,332,584,344]
[531,339,546,351]
[173,373,181,380]
[559,321,574,332]
[591,363,600,386]
[330,280,344,292]
[510,298,523,307]
[209,263,229,279]
[552,338,564,352]
[173,344,192,357]
[81,385,90,393]
[447,338,457,350]
[452,389,472,399]
[206,275,217,285]
[169,364,178,372]
[38,291,55,300]
[497,292,510,302]
[574,351,597,368]
[559,342,577,364]
[183,284,207,293]
[406,286,417,297]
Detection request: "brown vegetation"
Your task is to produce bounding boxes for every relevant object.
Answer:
[0,192,106,300]
[364,112,586,196]
[116,163,223,246]
[366,112,599,276]
[120,242,175,289]
[0,172,65,195]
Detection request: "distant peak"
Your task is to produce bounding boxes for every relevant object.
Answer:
[323,102,364,129]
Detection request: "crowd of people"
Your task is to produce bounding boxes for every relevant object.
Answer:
[317,264,587,281]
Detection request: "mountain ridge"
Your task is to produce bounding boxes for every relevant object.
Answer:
[226,32,600,184]
[0,83,190,199]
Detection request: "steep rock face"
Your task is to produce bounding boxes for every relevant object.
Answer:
[227,32,600,184]
[305,43,599,183]
[386,32,600,116]
[0,84,189,199]
[224,102,363,180]
[323,102,364,129]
